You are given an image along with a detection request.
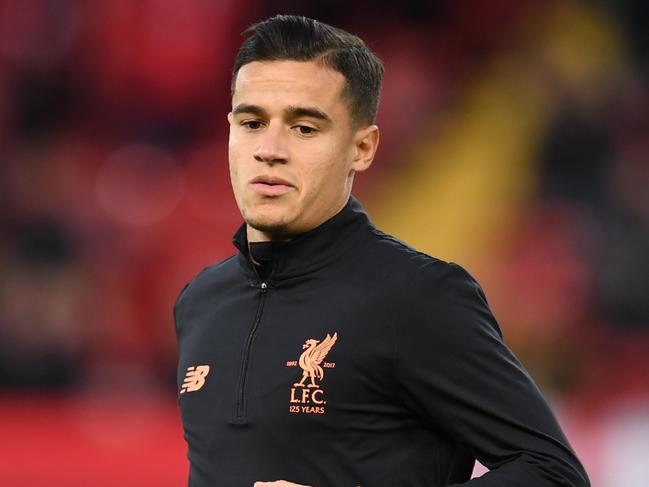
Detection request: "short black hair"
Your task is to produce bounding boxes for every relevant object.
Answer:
[231,15,384,128]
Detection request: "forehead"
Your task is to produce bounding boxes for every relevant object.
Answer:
[232,60,347,114]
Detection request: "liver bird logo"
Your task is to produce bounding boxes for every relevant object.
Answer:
[293,332,338,388]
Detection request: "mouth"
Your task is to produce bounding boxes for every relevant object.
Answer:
[249,176,295,197]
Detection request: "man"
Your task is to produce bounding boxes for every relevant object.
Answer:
[174,15,589,487]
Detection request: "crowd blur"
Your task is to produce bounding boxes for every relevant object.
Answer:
[0,0,647,485]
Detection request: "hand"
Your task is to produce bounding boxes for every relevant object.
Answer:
[254,481,311,487]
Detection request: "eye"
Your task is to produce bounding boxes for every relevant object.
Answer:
[294,125,317,136]
[241,120,264,130]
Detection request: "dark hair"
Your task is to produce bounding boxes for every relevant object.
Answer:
[231,15,384,128]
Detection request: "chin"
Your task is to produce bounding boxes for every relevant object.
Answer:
[243,205,297,238]
[248,220,293,237]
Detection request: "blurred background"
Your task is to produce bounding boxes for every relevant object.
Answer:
[0,0,647,485]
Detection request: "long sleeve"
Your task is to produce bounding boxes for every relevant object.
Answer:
[394,262,590,486]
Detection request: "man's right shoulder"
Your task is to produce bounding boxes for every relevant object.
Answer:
[175,254,239,306]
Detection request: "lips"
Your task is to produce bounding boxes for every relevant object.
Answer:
[249,176,295,196]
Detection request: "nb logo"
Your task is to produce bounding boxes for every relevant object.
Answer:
[180,365,210,394]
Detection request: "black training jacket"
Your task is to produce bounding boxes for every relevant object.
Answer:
[174,196,589,487]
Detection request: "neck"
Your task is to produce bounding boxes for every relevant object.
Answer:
[232,195,370,280]
[246,194,352,244]
[246,225,287,243]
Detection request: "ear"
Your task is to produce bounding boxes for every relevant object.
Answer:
[350,125,379,173]
[227,112,233,125]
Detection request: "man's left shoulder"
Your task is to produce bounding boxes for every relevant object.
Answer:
[367,227,463,278]
[366,227,487,302]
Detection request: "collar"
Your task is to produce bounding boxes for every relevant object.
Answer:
[232,195,372,282]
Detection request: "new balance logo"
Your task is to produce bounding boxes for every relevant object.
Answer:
[180,365,210,393]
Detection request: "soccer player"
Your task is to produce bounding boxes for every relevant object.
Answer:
[174,15,590,487]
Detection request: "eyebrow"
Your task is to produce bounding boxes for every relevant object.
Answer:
[284,105,332,124]
[232,103,332,124]
[232,103,267,117]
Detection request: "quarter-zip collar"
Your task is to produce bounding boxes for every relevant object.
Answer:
[232,195,372,281]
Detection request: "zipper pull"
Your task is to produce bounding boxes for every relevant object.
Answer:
[260,282,268,292]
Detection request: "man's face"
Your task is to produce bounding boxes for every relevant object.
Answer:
[228,60,375,240]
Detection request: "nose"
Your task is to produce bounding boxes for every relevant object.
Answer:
[254,125,288,164]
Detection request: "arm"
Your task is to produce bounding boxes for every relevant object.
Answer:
[394,262,589,486]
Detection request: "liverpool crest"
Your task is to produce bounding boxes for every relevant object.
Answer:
[286,332,337,414]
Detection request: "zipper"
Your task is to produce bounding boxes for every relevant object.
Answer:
[235,280,268,421]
